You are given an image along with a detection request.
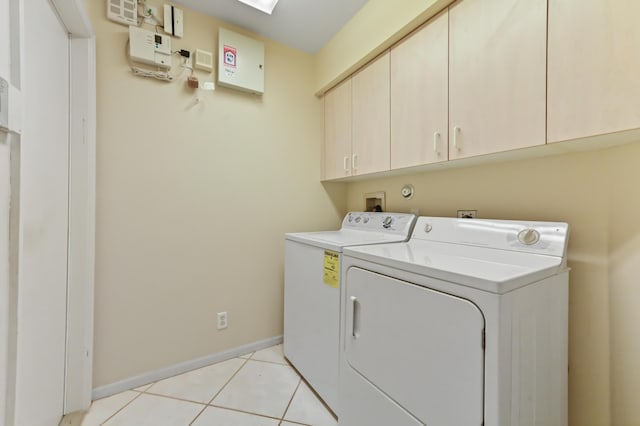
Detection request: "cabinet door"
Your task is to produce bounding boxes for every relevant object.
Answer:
[323,78,352,180]
[352,52,390,175]
[449,0,546,159]
[548,0,640,143]
[391,10,449,169]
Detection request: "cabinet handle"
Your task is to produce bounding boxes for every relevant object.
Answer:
[352,154,358,171]
[343,156,350,172]
[351,296,360,339]
[453,126,461,150]
[433,131,440,154]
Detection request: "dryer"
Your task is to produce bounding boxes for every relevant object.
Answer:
[284,212,416,413]
[339,217,570,426]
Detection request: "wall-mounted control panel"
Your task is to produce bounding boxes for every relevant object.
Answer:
[218,28,264,94]
[129,26,172,69]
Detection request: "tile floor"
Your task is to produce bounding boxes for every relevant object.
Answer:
[82,344,337,426]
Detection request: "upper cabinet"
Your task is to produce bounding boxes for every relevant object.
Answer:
[547,0,640,143]
[391,10,449,169]
[351,52,391,176]
[323,53,390,181]
[323,78,352,180]
[448,0,547,160]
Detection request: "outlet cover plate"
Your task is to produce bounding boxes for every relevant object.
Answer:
[457,210,477,219]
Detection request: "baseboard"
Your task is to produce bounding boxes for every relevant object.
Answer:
[91,335,283,401]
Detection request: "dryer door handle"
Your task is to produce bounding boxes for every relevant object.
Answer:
[351,296,360,339]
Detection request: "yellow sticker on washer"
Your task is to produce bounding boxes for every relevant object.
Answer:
[323,250,340,288]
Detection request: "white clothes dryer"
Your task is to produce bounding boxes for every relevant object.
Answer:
[284,212,416,413]
[339,217,570,426]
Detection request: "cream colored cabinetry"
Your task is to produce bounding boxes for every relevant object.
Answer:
[448,0,547,160]
[390,10,449,169]
[547,0,640,143]
[351,52,390,176]
[323,79,352,180]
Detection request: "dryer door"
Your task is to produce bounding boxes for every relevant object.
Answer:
[344,267,485,425]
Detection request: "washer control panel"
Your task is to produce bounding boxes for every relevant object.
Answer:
[343,212,416,235]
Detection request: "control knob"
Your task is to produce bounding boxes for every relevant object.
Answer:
[382,216,393,229]
[518,228,540,245]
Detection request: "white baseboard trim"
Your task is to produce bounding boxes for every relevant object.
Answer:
[91,335,283,401]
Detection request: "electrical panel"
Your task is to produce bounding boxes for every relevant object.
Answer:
[129,26,172,69]
[107,0,137,26]
[218,28,265,95]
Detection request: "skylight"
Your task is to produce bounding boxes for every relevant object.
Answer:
[236,0,280,15]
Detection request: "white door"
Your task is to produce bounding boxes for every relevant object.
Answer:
[344,268,485,425]
[14,0,70,424]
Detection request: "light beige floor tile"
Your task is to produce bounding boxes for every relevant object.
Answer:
[280,422,310,426]
[81,391,139,426]
[146,358,245,403]
[133,383,153,392]
[104,393,202,426]
[283,381,337,426]
[212,360,300,418]
[251,344,288,365]
[192,406,279,426]
[239,352,254,359]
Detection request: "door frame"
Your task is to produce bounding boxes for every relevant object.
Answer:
[49,0,96,414]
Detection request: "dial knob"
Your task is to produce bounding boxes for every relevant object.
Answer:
[424,223,433,233]
[382,216,393,228]
[518,228,540,245]
[363,217,370,224]
[348,214,353,223]
[355,216,361,223]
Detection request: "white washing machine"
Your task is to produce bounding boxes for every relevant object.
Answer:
[339,217,570,426]
[284,212,416,414]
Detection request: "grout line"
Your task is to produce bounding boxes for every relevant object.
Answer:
[189,356,251,425]
[248,358,291,367]
[279,378,302,423]
[142,391,208,406]
[98,391,144,426]
[207,404,284,422]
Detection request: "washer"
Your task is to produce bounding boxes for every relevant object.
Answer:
[339,217,570,426]
[284,212,416,413]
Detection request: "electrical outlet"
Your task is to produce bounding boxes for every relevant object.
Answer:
[217,312,228,330]
[457,210,477,219]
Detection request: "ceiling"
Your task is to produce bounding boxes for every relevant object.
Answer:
[172,0,369,54]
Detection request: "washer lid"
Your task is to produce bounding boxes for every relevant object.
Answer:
[286,229,412,252]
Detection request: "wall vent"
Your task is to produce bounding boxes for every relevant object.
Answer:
[107,0,138,26]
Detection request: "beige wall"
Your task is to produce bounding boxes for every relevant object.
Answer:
[85,2,346,388]
[607,142,640,426]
